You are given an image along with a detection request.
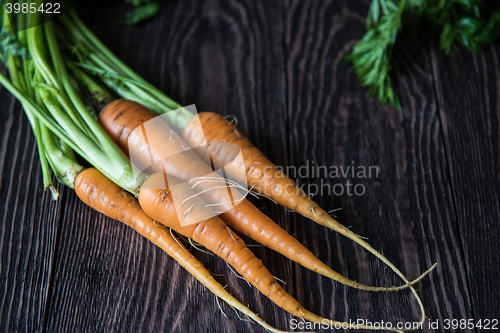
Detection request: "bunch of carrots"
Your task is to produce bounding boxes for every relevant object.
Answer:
[0,2,437,332]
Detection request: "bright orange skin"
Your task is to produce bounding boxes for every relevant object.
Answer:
[95,101,429,331]
[74,168,227,295]
[138,174,409,331]
[98,99,427,292]
[98,99,156,156]
[99,100,367,287]
[75,168,210,280]
[75,168,291,333]
[138,173,309,318]
[182,112,335,228]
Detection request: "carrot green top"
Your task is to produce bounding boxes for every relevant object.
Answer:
[0,6,145,194]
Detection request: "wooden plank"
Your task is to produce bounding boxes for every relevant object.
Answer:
[43,1,291,332]
[0,91,66,332]
[284,0,473,331]
[2,1,496,332]
[430,41,500,322]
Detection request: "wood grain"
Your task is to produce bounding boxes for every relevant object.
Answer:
[0,0,498,332]
[430,41,500,322]
[284,1,473,331]
[0,90,67,332]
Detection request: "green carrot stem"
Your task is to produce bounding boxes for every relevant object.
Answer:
[72,59,194,131]
[5,78,86,158]
[85,52,184,114]
[66,62,114,107]
[65,11,147,83]
[27,24,91,135]
[43,21,99,142]
[3,8,56,197]
[56,10,195,130]
[44,21,145,187]
[29,113,58,199]
[41,124,83,189]
[35,81,140,192]
[0,6,141,194]
[58,12,184,110]
[30,21,142,193]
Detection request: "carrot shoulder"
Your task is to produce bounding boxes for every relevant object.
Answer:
[74,167,291,333]
[98,99,429,292]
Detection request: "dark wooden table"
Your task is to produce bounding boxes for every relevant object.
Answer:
[1,1,499,332]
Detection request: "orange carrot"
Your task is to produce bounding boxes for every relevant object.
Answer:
[75,167,293,333]
[98,99,433,292]
[182,112,436,296]
[182,111,354,231]
[139,172,408,333]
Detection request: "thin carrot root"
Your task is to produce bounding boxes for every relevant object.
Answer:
[182,112,439,276]
[182,111,437,325]
[74,168,293,333]
[99,99,428,293]
[139,172,428,333]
